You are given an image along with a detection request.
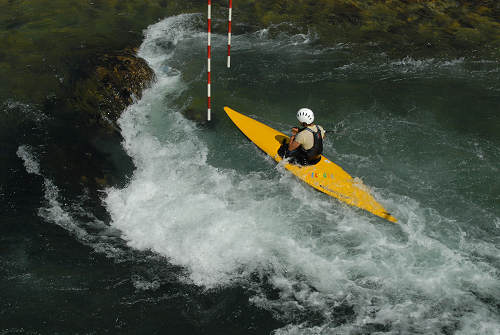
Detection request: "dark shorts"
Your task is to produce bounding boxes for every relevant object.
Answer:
[277,143,321,166]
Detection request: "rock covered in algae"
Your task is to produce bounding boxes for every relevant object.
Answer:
[232,0,500,58]
[69,48,155,132]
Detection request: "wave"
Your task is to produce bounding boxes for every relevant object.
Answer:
[16,145,128,258]
[14,12,498,334]
[101,14,500,334]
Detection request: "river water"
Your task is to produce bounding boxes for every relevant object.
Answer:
[3,13,500,335]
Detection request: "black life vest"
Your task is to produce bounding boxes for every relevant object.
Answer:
[300,125,323,161]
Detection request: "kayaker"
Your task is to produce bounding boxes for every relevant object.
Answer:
[279,108,326,165]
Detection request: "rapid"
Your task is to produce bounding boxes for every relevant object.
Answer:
[10,13,500,334]
[103,14,500,334]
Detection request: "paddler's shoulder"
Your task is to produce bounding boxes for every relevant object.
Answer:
[307,124,326,136]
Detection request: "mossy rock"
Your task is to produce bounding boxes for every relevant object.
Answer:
[69,48,155,133]
[232,0,500,58]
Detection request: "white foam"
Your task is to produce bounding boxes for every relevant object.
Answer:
[17,145,85,236]
[17,145,41,175]
[131,274,161,291]
[17,145,126,258]
[103,14,500,333]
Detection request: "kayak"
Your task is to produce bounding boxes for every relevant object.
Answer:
[224,106,397,223]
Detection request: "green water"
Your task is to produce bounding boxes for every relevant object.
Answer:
[104,15,500,333]
[2,3,500,334]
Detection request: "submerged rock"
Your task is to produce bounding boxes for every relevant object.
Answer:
[184,97,210,123]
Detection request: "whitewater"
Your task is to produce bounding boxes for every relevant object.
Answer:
[20,14,500,334]
[99,14,500,334]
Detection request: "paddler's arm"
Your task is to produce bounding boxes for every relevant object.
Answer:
[288,128,301,151]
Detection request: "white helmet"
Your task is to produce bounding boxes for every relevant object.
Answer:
[297,108,314,124]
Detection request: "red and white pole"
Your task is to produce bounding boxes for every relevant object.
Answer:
[227,0,232,68]
[207,0,212,121]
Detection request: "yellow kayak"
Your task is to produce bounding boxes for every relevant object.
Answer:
[224,106,397,223]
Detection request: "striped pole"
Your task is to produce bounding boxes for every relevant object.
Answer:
[207,0,212,121]
[227,0,232,68]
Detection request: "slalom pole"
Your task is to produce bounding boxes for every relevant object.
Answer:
[207,0,212,121]
[227,0,232,68]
